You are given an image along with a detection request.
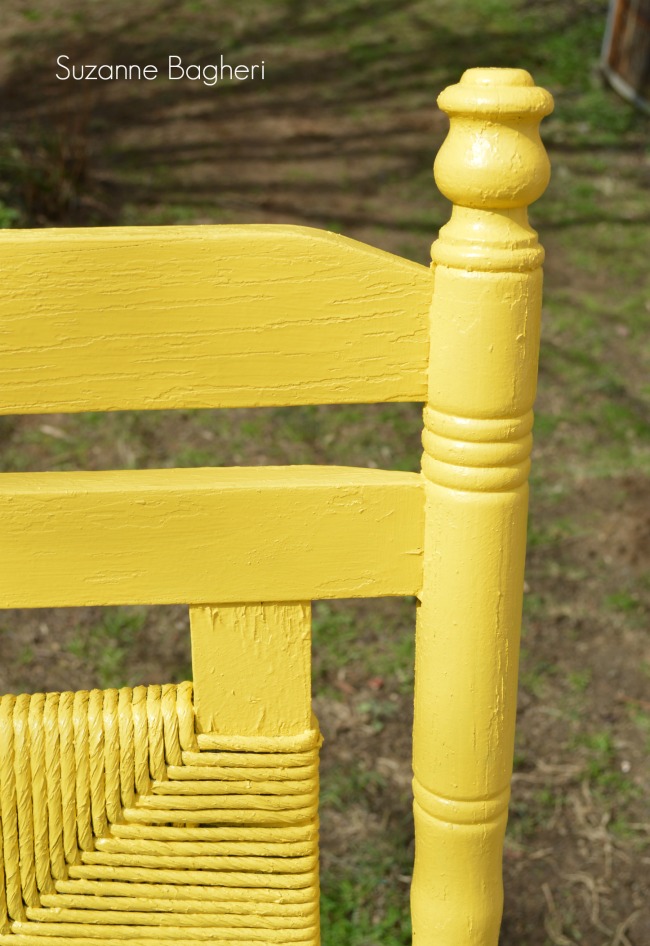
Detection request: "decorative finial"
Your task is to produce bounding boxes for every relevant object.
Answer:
[432,68,554,273]
[434,68,554,212]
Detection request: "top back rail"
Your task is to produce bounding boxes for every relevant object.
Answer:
[0,226,431,414]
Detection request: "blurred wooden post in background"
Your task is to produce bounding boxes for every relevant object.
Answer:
[602,0,650,114]
[411,68,553,945]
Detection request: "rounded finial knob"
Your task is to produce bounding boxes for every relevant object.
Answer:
[434,68,554,210]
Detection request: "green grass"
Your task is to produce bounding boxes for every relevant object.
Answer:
[312,600,415,695]
[321,853,412,946]
[519,655,558,698]
[508,786,559,844]
[321,763,388,812]
[66,609,146,689]
[567,669,591,694]
[573,730,639,799]
[630,709,650,750]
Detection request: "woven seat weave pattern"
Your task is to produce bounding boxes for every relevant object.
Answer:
[0,683,321,945]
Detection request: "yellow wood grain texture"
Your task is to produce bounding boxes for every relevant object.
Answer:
[411,68,552,946]
[0,466,422,608]
[0,66,554,946]
[190,604,312,737]
[0,224,431,414]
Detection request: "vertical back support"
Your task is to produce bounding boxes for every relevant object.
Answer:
[412,69,553,944]
[190,605,312,738]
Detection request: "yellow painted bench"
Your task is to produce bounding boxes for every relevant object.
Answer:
[0,68,553,945]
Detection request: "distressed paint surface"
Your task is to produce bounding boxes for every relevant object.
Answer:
[411,68,552,946]
[0,66,554,946]
[190,604,312,737]
[0,225,431,414]
[0,466,422,608]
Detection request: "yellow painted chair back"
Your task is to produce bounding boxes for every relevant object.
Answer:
[0,69,553,945]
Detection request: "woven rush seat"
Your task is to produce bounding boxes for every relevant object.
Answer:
[0,684,320,945]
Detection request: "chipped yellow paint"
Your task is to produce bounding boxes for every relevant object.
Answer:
[411,68,552,945]
[0,466,423,608]
[190,604,312,737]
[0,225,431,414]
[0,66,552,946]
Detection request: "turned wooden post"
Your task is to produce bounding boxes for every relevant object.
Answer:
[411,68,553,945]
